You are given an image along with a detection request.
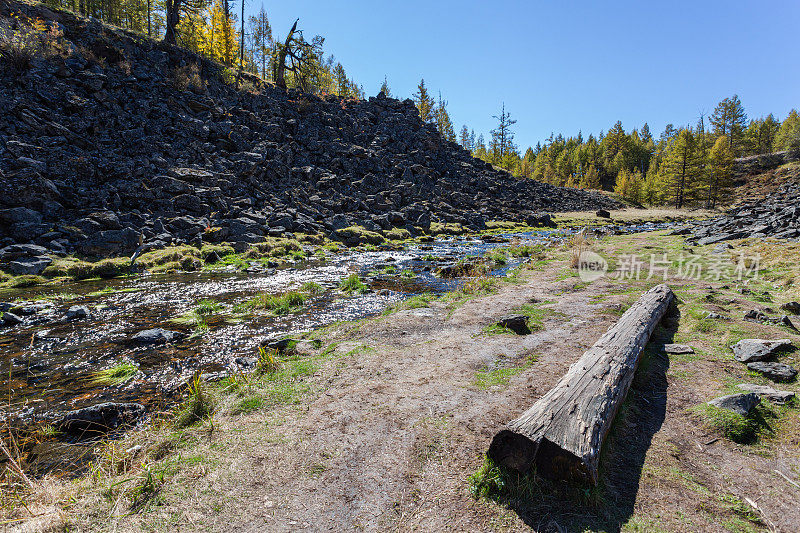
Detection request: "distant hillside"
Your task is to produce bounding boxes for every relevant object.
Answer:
[0,0,617,257]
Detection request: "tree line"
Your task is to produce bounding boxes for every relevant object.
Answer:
[40,0,364,97]
[450,95,800,208]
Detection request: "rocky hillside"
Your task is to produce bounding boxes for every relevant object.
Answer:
[0,1,617,259]
[688,170,800,245]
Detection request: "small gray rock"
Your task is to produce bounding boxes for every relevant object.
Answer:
[708,393,760,416]
[496,314,531,335]
[781,301,800,315]
[746,362,798,382]
[65,305,90,320]
[730,339,793,363]
[736,384,795,403]
[664,343,694,354]
[130,328,181,345]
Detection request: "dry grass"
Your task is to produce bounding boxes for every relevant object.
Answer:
[569,230,591,269]
[170,63,206,94]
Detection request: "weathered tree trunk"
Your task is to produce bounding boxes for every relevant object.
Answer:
[163,0,181,45]
[275,19,298,90]
[488,284,675,485]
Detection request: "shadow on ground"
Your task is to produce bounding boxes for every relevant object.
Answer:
[503,305,678,532]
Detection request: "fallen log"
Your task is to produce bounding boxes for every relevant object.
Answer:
[487,283,675,485]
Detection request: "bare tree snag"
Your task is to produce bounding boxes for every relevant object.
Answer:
[275,19,298,90]
[488,284,675,485]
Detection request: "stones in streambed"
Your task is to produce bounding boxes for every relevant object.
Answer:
[707,393,760,417]
[56,402,146,436]
[737,384,795,403]
[664,344,694,354]
[130,328,183,345]
[746,362,798,382]
[65,305,90,320]
[496,314,531,335]
[0,312,22,327]
[731,339,793,363]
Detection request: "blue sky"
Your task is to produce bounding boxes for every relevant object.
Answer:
[246,0,800,150]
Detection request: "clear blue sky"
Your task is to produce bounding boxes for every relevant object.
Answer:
[245,0,800,150]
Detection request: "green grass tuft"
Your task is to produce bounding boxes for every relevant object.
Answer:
[339,274,369,294]
[92,362,138,386]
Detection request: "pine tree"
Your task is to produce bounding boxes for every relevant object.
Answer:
[641,163,664,205]
[579,165,601,189]
[248,4,272,79]
[775,110,800,155]
[614,169,642,203]
[490,103,518,171]
[661,129,703,208]
[379,76,392,97]
[434,92,456,142]
[413,79,435,123]
[459,125,471,150]
[706,136,734,208]
[710,95,748,154]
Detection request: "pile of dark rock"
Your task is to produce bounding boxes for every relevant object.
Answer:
[0,1,618,261]
[687,182,800,245]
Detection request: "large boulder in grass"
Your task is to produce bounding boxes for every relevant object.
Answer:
[708,393,760,417]
[730,339,793,363]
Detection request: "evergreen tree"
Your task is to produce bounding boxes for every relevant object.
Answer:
[413,79,435,123]
[661,129,703,208]
[459,125,471,150]
[435,92,456,142]
[247,4,272,79]
[490,103,518,171]
[379,76,392,97]
[710,95,748,154]
[579,165,601,189]
[706,136,734,208]
[614,169,642,204]
[775,110,800,155]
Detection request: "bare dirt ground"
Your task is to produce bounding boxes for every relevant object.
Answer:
[10,232,800,532]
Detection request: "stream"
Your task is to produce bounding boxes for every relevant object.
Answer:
[0,222,673,476]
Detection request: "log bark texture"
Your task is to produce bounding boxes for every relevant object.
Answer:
[488,284,675,485]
